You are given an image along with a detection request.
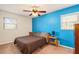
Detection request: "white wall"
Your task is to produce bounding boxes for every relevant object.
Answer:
[0,10,32,45]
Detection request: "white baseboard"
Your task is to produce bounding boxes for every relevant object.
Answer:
[59,44,74,49]
[0,41,13,45]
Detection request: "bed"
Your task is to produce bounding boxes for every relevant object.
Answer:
[14,32,49,54]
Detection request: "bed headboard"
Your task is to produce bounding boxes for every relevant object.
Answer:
[29,32,49,38]
[29,32,40,36]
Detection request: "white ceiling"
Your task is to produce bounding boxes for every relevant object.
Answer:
[0,4,74,17]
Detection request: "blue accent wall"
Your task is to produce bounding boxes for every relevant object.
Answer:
[32,4,79,48]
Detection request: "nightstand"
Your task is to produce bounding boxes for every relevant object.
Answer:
[47,36,58,46]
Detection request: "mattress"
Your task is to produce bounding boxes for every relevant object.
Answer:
[14,36,47,54]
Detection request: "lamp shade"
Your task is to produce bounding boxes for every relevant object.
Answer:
[52,31,55,36]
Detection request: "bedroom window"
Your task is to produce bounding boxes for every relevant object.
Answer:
[4,17,17,30]
[61,12,78,30]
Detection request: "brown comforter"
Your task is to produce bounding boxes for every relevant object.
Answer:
[14,36,47,54]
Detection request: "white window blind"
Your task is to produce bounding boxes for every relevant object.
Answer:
[61,12,79,30]
[4,17,17,30]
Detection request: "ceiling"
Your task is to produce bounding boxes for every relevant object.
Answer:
[0,4,74,17]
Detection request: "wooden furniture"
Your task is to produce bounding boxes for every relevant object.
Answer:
[47,36,58,46]
[75,24,79,54]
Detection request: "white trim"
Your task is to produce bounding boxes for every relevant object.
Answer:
[0,41,13,45]
[59,44,74,49]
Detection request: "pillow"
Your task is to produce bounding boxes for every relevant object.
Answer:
[39,32,49,43]
[29,32,40,36]
[39,32,49,38]
[29,32,49,38]
[29,32,49,43]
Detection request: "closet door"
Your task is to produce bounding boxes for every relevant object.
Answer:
[75,24,79,54]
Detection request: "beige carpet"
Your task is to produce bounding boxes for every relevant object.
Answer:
[0,43,74,54]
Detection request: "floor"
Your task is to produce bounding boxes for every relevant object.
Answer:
[0,42,74,54]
